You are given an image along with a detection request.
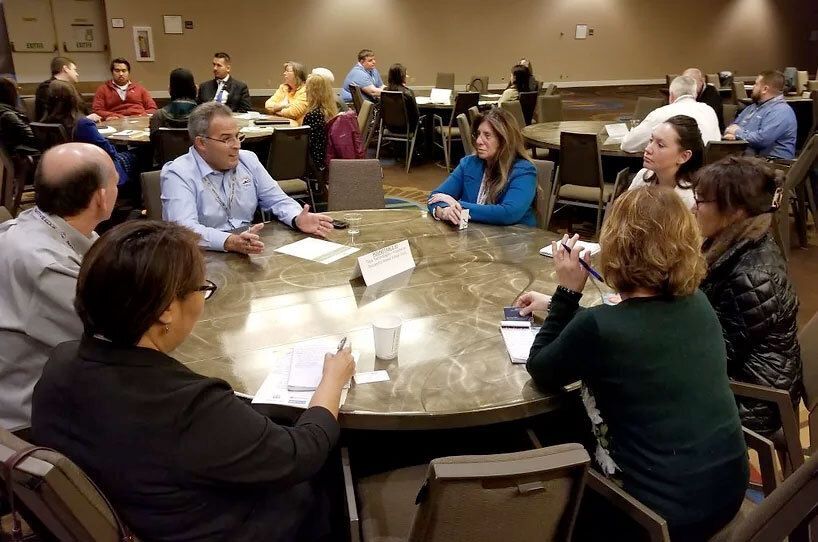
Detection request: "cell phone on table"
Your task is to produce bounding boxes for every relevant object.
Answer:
[332,219,348,229]
[254,119,276,126]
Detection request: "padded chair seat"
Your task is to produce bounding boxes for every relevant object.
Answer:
[557,183,615,202]
[707,498,757,541]
[278,179,308,194]
[358,463,428,542]
[433,126,461,138]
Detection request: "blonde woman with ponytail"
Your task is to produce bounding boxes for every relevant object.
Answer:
[428,107,537,226]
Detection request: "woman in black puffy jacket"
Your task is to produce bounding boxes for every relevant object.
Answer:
[692,156,802,435]
[0,77,36,154]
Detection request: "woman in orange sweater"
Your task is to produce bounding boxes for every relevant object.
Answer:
[265,61,308,124]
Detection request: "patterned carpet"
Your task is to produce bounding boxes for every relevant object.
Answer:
[383,185,427,209]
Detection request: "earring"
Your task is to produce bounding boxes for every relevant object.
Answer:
[163,324,170,334]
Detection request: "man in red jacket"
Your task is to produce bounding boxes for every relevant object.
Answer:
[92,58,157,120]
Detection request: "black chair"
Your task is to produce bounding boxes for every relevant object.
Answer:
[433,92,480,171]
[29,122,68,151]
[154,127,191,164]
[265,126,314,209]
[349,84,364,114]
[519,91,539,125]
[140,170,162,221]
[704,140,749,164]
[376,91,425,173]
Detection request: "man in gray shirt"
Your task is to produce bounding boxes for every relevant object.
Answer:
[0,143,119,429]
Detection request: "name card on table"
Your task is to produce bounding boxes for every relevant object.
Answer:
[352,240,416,286]
[604,123,630,138]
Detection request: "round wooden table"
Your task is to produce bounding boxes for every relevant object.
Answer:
[176,209,602,430]
[522,120,643,158]
[98,113,291,145]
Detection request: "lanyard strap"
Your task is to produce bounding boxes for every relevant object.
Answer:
[203,171,237,221]
[34,208,76,252]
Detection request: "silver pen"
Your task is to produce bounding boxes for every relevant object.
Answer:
[336,336,348,353]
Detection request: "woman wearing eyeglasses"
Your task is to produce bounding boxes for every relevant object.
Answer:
[693,156,801,436]
[161,102,334,255]
[517,187,748,541]
[32,220,355,542]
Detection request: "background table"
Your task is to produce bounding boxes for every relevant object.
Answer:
[175,209,602,430]
[522,120,642,159]
[98,113,291,144]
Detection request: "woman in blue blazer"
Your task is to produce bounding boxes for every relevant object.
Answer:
[428,107,537,226]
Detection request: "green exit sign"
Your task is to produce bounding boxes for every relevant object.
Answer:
[26,42,44,49]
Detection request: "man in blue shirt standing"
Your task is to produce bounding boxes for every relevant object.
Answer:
[724,70,797,159]
[341,49,384,103]
[161,102,333,254]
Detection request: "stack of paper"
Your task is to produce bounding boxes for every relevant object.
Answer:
[540,241,601,258]
[500,321,536,364]
[274,237,359,264]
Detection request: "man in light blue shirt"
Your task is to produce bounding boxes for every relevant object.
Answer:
[341,49,384,102]
[161,102,333,253]
[724,70,797,159]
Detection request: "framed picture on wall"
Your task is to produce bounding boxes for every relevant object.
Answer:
[132,26,154,61]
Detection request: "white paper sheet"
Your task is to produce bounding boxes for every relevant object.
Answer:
[415,96,432,105]
[274,237,359,264]
[540,241,600,258]
[604,123,630,138]
[252,349,351,407]
[354,370,390,384]
[429,88,452,104]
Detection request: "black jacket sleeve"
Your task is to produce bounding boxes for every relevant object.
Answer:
[235,82,252,113]
[176,378,339,489]
[0,110,36,150]
[526,288,600,389]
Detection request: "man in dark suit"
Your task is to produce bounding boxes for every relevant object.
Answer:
[196,52,252,113]
[684,67,724,131]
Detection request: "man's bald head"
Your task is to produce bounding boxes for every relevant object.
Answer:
[682,68,705,95]
[35,143,117,218]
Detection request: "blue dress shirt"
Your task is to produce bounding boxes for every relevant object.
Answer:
[428,155,537,227]
[733,95,797,159]
[160,148,303,251]
[341,63,383,102]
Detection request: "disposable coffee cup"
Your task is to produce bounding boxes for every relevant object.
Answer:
[372,315,402,359]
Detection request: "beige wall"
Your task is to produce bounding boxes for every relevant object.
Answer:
[93,0,814,92]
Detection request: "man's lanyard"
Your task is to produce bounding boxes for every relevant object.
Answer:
[33,208,76,252]
[203,171,238,221]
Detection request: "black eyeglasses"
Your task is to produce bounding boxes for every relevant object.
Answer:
[200,133,245,145]
[195,280,218,300]
[693,196,715,207]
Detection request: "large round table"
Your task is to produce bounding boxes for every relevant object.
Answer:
[98,113,291,144]
[522,120,642,158]
[176,209,600,430]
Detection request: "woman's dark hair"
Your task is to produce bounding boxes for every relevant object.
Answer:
[168,68,197,101]
[41,80,83,134]
[0,77,18,108]
[387,63,407,90]
[692,155,779,216]
[511,64,531,91]
[646,114,703,189]
[75,221,204,345]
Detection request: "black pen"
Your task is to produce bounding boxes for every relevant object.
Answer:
[561,243,604,282]
[336,337,348,353]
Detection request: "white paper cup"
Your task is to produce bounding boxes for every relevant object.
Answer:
[372,315,402,359]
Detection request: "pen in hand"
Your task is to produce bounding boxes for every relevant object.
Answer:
[561,242,604,282]
[336,336,348,353]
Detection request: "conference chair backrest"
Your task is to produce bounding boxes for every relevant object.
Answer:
[327,159,384,211]
[536,95,563,124]
[500,101,526,130]
[0,205,12,223]
[723,103,739,127]
[435,72,455,90]
[467,75,488,93]
[466,106,480,125]
[773,134,818,259]
[380,91,411,134]
[799,312,818,443]
[558,131,604,190]
[518,91,539,125]
[632,97,664,121]
[0,427,133,541]
[544,83,558,96]
[732,80,748,101]
[456,113,473,155]
[20,96,36,122]
[452,92,480,118]
[531,159,555,229]
[266,126,310,181]
[0,145,14,213]
[407,444,591,542]
[154,127,191,164]
[141,170,162,221]
[349,84,364,113]
[30,122,68,151]
[357,100,375,144]
[704,140,749,165]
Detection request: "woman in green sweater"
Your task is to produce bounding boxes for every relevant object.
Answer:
[517,186,748,541]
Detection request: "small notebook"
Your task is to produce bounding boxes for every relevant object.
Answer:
[287,344,355,391]
[540,241,601,258]
[500,320,535,364]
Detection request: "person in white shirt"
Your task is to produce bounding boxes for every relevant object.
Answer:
[626,115,703,210]
[621,76,721,153]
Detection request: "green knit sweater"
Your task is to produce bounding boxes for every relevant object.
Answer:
[527,288,748,527]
